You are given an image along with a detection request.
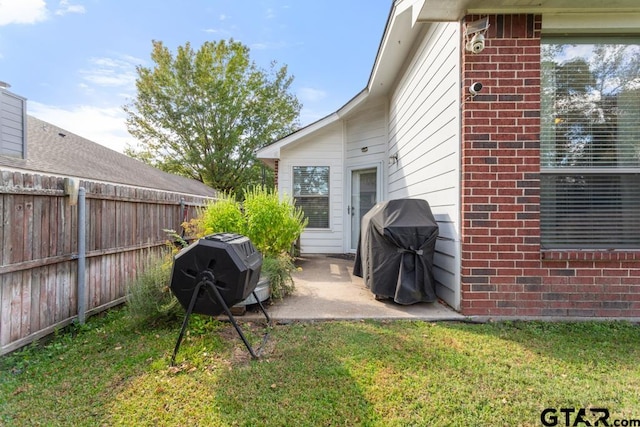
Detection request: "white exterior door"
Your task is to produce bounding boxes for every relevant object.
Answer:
[348,167,379,252]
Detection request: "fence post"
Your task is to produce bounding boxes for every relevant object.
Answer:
[77,187,86,324]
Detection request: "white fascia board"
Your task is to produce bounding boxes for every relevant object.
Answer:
[336,89,369,118]
[368,0,426,95]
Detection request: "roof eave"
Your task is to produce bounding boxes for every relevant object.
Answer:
[417,0,640,21]
[368,0,427,96]
[256,112,341,160]
[257,0,430,161]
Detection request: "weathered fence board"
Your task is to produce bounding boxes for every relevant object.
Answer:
[0,171,213,355]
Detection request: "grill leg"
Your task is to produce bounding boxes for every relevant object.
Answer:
[205,281,259,359]
[253,291,272,354]
[253,291,271,325]
[171,276,272,364]
[171,279,204,366]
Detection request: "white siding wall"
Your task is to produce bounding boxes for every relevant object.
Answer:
[279,122,344,253]
[344,99,388,251]
[387,22,461,309]
[0,90,26,159]
[345,99,388,169]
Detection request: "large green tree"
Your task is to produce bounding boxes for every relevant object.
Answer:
[124,39,301,193]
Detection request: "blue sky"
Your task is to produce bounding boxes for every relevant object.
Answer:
[0,0,391,152]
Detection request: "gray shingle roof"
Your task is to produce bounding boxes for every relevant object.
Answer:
[0,115,216,197]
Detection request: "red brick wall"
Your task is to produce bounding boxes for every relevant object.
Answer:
[460,14,640,318]
[274,159,279,188]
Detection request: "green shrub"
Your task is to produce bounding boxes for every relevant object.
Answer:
[262,254,296,300]
[126,253,181,325]
[197,187,307,258]
[242,186,307,257]
[200,193,245,236]
[191,187,306,300]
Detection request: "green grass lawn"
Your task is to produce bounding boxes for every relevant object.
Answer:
[1,308,639,426]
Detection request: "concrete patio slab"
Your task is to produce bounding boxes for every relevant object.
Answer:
[243,254,464,322]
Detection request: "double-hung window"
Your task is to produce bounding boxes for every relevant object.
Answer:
[293,166,330,229]
[540,37,640,249]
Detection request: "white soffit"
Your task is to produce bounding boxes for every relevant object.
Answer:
[418,0,640,21]
[543,13,640,33]
[368,0,426,95]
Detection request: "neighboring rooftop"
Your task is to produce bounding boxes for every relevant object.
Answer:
[0,115,216,197]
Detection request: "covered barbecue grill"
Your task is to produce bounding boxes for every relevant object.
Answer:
[169,233,271,363]
[353,199,439,305]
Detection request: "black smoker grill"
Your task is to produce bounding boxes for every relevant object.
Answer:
[354,199,439,305]
[169,233,271,364]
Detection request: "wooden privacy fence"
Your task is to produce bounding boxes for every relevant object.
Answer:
[0,171,214,355]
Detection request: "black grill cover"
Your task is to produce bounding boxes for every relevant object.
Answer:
[353,199,439,305]
[170,233,262,316]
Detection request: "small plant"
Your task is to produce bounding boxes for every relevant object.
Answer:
[126,252,181,325]
[185,315,224,337]
[262,254,296,300]
[163,228,190,252]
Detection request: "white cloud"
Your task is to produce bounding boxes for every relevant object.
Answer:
[0,0,85,26]
[55,0,85,16]
[27,53,143,153]
[204,28,231,37]
[0,0,48,26]
[298,87,327,103]
[295,88,336,126]
[29,102,137,153]
[79,55,139,90]
[250,42,268,50]
[250,41,288,51]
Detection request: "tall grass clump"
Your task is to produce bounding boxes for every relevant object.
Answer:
[126,252,181,326]
[261,253,296,300]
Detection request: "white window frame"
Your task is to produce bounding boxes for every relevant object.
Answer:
[540,36,640,250]
[292,166,330,230]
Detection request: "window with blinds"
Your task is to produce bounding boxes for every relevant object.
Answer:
[292,166,330,229]
[540,37,640,249]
